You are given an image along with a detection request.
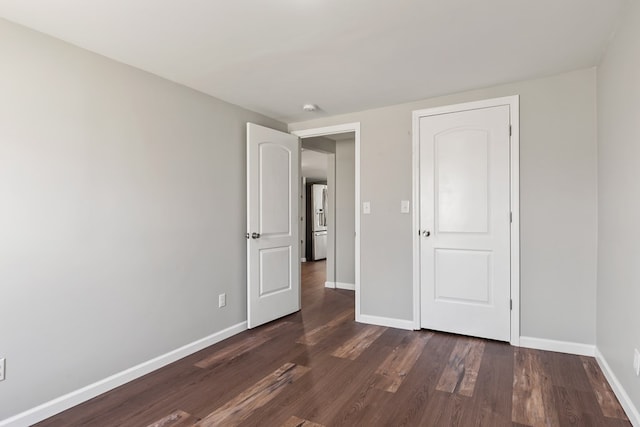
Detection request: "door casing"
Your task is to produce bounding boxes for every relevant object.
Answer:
[411,96,520,346]
[291,123,362,322]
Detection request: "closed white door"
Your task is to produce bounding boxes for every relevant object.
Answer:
[247,123,300,329]
[419,106,511,341]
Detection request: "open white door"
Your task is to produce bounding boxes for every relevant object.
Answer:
[247,123,300,329]
[419,105,511,342]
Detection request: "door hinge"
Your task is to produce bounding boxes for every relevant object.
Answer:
[509,125,512,136]
[510,212,513,223]
[510,299,513,310]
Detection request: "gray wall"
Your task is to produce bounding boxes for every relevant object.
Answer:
[0,18,284,420]
[597,0,640,411]
[290,68,598,344]
[335,139,356,285]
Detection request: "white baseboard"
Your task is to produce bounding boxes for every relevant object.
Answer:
[325,282,355,291]
[301,257,307,262]
[519,336,595,356]
[0,321,248,427]
[335,282,355,291]
[357,314,414,330]
[595,348,640,427]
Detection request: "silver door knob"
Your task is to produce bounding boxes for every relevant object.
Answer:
[251,232,261,239]
[422,230,431,237]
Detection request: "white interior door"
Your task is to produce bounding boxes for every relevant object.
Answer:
[419,106,511,341]
[247,123,300,329]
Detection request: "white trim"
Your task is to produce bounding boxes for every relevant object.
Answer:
[595,348,640,426]
[509,97,521,346]
[335,282,355,291]
[324,281,354,290]
[411,95,521,344]
[291,123,362,323]
[0,322,247,427]
[411,105,421,331]
[301,257,307,262]
[519,336,595,356]
[358,314,414,331]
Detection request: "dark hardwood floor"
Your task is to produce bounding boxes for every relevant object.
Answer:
[37,260,630,426]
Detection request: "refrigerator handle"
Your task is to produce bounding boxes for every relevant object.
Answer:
[322,187,327,226]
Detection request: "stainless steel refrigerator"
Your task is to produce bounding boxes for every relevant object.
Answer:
[310,184,327,260]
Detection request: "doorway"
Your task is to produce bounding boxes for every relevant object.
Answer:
[300,148,329,265]
[300,133,356,293]
[412,97,520,345]
[293,123,361,320]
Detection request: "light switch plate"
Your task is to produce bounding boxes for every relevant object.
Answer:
[218,293,226,308]
[362,201,371,214]
[634,349,640,376]
[0,358,5,381]
[401,200,410,213]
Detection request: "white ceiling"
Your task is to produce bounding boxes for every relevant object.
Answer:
[0,0,627,122]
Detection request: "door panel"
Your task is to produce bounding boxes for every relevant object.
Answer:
[259,144,291,235]
[436,130,489,233]
[259,247,291,296]
[434,249,491,304]
[420,106,510,342]
[247,123,300,329]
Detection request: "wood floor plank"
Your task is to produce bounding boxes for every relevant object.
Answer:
[450,339,514,427]
[373,332,433,393]
[195,363,310,427]
[512,348,544,426]
[296,309,353,346]
[194,321,292,369]
[330,324,387,360]
[581,356,629,420]
[146,410,197,427]
[512,348,560,427]
[417,391,467,427]
[457,338,485,397]
[373,333,458,426]
[545,351,593,392]
[281,415,325,427]
[553,385,605,426]
[435,337,485,397]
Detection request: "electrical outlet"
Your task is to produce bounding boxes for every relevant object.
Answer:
[634,349,640,376]
[218,293,226,308]
[0,358,5,381]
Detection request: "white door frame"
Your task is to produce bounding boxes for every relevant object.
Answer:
[291,123,361,322]
[412,96,520,346]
